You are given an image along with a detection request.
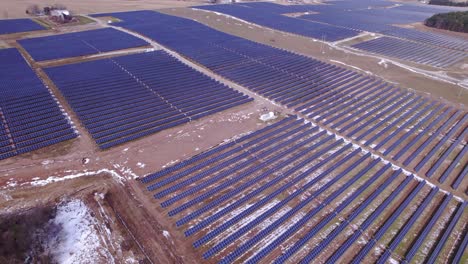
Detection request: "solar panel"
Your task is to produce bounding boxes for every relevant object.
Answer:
[19,28,149,61]
[45,50,252,149]
[0,48,77,160]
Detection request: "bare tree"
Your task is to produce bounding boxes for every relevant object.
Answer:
[52,4,67,10]
[26,5,41,15]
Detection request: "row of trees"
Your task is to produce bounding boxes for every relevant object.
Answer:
[429,0,468,7]
[425,11,468,33]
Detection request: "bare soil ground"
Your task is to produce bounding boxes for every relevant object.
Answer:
[0,173,195,263]
[0,0,209,19]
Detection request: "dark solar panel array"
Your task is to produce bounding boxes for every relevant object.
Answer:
[190,1,468,67]
[352,36,468,67]
[193,4,360,42]
[96,10,467,189]
[45,50,252,149]
[301,10,468,52]
[0,48,77,160]
[19,28,149,61]
[141,116,466,263]
[0,18,45,35]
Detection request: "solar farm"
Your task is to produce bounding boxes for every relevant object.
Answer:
[19,28,149,61]
[195,1,468,68]
[0,0,467,263]
[45,50,252,149]
[0,48,77,160]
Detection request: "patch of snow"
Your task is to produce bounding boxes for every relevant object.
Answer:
[0,191,12,201]
[42,160,54,165]
[46,200,113,264]
[29,169,126,186]
[330,59,374,76]
[112,164,139,180]
[260,112,277,121]
[162,159,179,169]
[136,162,145,169]
[378,59,388,69]
[163,230,171,239]
[195,9,258,28]
[125,257,138,263]
[6,180,17,188]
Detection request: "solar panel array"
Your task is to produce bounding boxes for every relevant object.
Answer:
[0,48,77,160]
[94,10,468,191]
[352,36,467,67]
[141,116,467,263]
[191,1,468,67]
[0,18,45,35]
[45,50,252,149]
[301,8,468,52]
[193,4,359,42]
[19,28,149,61]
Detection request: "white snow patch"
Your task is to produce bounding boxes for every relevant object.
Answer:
[378,59,388,68]
[46,200,113,264]
[162,159,179,169]
[29,169,126,186]
[41,160,54,166]
[136,162,146,169]
[163,230,171,239]
[0,191,12,201]
[6,180,17,188]
[112,163,139,180]
[330,59,374,76]
[260,112,277,121]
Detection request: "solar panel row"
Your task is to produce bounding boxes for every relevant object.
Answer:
[19,28,149,61]
[295,2,468,52]
[102,10,467,190]
[0,18,45,35]
[194,4,360,42]
[141,117,465,263]
[45,50,252,149]
[0,48,77,161]
[352,36,467,67]
[189,2,468,67]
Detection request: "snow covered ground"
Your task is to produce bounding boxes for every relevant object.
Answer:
[45,200,114,264]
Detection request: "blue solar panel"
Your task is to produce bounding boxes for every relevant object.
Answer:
[19,28,149,61]
[0,48,77,160]
[194,4,359,41]
[139,114,465,263]
[84,9,468,262]
[352,37,467,67]
[0,18,45,35]
[94,9,468,185]
[45,50,252,149]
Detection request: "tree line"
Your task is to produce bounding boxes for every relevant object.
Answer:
[429,0,468,7]
[425,11,468,33]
